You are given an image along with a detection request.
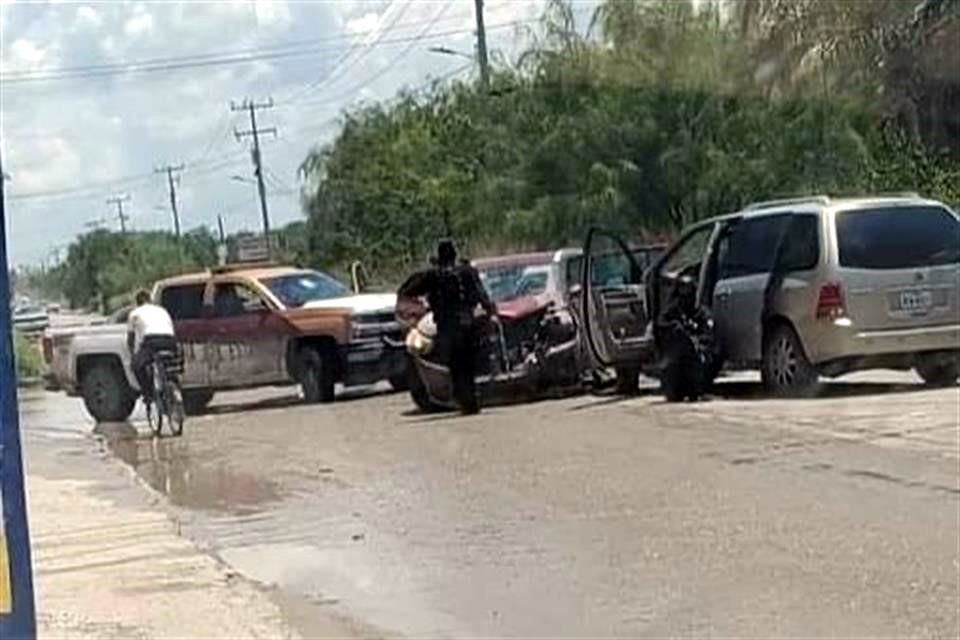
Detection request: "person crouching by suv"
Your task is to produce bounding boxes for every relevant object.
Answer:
[127,289,178,405]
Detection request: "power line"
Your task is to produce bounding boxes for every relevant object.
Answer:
[279,0,416,106]
[284,4,458,112]
[0,16,500,85]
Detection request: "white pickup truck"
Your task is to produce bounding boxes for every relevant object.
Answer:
[43,262,405,422]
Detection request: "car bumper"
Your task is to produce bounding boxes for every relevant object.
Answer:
[806,318,960,367]
[340,337,407,386]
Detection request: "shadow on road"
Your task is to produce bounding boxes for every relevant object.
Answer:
[201,386,397,417]
[712,379,935,401]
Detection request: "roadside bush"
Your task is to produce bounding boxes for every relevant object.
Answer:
[14,331,45,382]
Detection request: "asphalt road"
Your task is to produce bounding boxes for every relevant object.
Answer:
[22,373,960,638]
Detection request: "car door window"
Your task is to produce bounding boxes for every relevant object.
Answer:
[213,283,267,317]
[717,215,790,280]
[661,224,713,279]
[779,215,820,272]
[160,285,206,320]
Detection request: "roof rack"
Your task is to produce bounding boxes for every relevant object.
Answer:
[744,195,830,211]
[869,191,922,198]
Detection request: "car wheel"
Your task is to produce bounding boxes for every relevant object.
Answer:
[614,366,640,395]
[81,361,136,422]
[408,359,441,412]
[762,324,818,397]
[301,348,335,404]
[915,357,959,387]
[182,389,215,415]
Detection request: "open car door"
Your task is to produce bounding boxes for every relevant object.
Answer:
[581,228,655,370]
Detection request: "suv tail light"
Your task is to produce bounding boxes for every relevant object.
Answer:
[816,282,846,320]
[42,336,54,364]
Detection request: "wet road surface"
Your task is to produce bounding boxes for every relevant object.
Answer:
[21,373,960,638]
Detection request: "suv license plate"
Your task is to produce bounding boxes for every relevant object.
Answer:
[897,289,933,314]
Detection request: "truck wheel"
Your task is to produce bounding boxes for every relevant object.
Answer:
[182,389,215,415]
[301,348,335,404]
[762,324,818,397]
[915,357,959,387]
[81,361,136,422]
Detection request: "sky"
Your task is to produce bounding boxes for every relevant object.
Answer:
[0,0,596,268]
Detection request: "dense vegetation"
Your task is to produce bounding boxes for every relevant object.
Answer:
[300,0,960,278]
[24,224,309,311]
[27,0,960,304]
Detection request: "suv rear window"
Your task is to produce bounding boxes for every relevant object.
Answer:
[160,284,206,320]
[837,206,960,269]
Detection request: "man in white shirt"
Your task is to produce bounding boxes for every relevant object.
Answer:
[127,289,177,403]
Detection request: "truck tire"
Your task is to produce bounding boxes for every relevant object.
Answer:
[915,357,959,387]
[182,389,215,415]
[81,360,136,423]
[301,348,335,404]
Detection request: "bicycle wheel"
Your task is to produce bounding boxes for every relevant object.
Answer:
[167,382,185,436]
[147,363,165,436]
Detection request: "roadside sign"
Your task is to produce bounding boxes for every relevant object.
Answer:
[0,152,36,638]
[236,235,271,262]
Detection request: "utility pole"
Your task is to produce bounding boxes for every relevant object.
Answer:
[155,164,184,237]
[231,98,276,256]
[106,194,131,233]
[473,0,490,89]
[217,214,226,243]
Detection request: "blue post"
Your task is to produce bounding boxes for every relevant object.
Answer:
[0,148,37,638]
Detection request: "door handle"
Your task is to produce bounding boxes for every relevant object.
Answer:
[715,286,732,299]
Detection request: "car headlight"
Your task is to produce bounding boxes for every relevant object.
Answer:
[406,327,433,355]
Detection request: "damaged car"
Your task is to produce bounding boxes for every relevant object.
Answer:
[398,246,665,412]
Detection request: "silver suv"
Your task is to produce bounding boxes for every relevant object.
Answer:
[583,195,960,395]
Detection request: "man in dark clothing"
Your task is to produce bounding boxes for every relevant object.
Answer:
[658,276,715,402]
[398,240,497,414]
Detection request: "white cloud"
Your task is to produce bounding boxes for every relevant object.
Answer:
[345,12,379,37]
[254,0,291,29]
[9,38,47,66]
[74,5,102,30]
[123,12,153,38]
[0,0,551,265]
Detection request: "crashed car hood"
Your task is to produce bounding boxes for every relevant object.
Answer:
[495,294,554,319]
[302,292,397,314]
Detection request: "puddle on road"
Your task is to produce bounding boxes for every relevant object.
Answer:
[94,422,282,514]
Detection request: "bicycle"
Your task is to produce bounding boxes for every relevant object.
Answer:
[145,348,185,437]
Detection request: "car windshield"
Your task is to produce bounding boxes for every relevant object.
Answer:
[837,206,960,269]
[262,271,350,308]
[478,262,551,302]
